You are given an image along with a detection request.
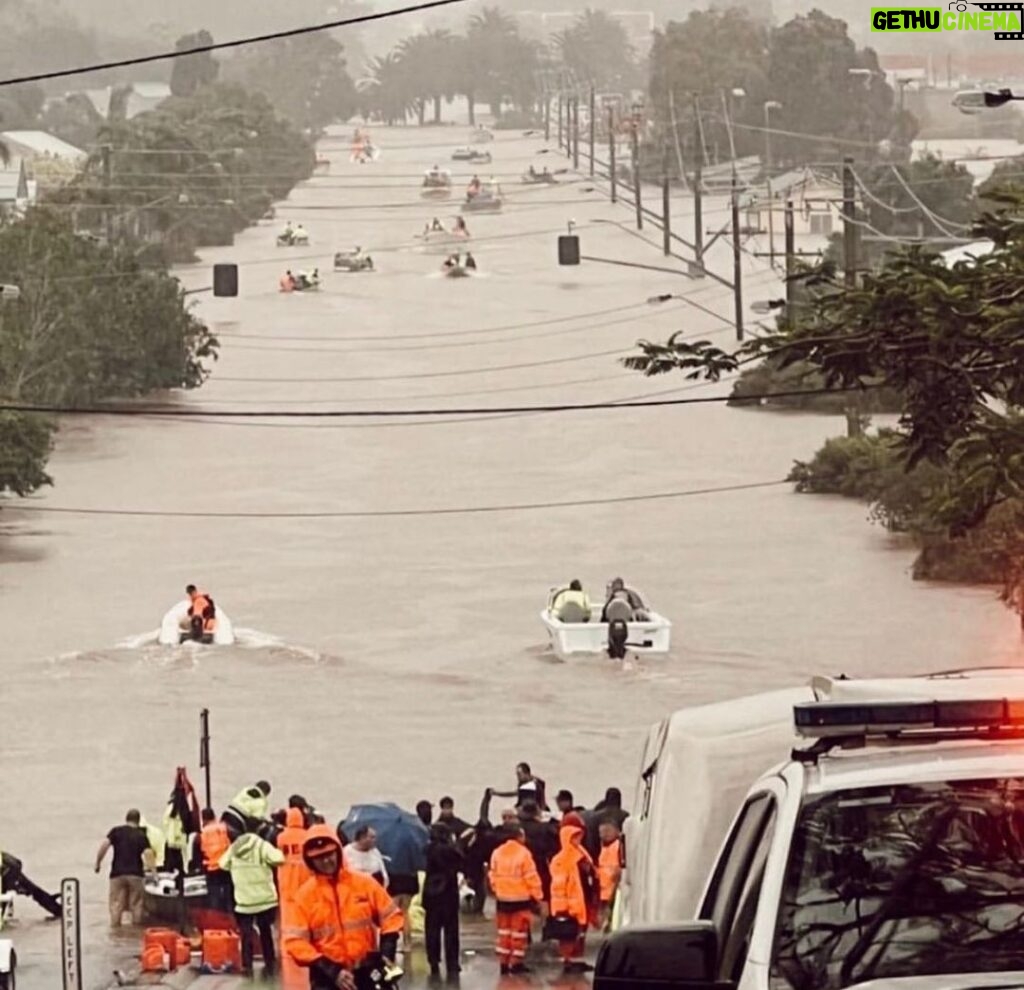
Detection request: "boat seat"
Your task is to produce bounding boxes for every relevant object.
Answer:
[604,598,634,623]
[557,601,588,624]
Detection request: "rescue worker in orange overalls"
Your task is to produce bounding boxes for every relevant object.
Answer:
[185,584,216,641]
[488,822,544,975]
[597,819,622,932]
[277,808,312,990]
[549,812,599,973]
[197,807,233,915]
[284,825,403,990]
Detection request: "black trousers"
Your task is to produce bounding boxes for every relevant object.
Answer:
[235,907,276,974]
[424,895,461,972]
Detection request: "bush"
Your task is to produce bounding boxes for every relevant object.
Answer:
[729,358,903,413]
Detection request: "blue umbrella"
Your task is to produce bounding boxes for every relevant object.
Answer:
[341,803,429,875]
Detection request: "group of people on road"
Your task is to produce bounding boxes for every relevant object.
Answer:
[549,575,649,623]
[95,764,625,983]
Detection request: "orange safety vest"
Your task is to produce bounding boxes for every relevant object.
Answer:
[488,839,543,905]
[277,810,312,911]
[200,822,231,872]
[550,826,596,926]
[284,870,403,970]
[598,839,621,902]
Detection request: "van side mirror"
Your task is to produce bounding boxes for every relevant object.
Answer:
[595,922,732,990]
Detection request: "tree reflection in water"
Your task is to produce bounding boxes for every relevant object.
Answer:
[772,778,1024,989]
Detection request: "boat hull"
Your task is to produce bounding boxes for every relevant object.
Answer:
[540,608,671,657]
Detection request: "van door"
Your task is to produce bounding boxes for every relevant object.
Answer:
[698,788,780,984]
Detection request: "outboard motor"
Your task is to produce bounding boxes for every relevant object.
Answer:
[607,620,629,660]
[0,852,61,919]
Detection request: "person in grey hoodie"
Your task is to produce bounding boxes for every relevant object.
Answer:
[219,829,285,977]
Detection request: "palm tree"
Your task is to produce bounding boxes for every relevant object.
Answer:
[467,7,523,118]
[363,52,416,125]
[554,10,637,93]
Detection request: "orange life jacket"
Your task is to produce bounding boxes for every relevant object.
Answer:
[189,593,216,633]
[598,839,621,902]
[200,821,231,872]
[488,839,543,905]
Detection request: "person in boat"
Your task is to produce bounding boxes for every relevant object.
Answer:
[443,253,459,270]
[281,221,295,242]
[280,271,295,293]
[467,175,481,199]
[528,164,537,178]
[464,251,477,271]
[185,583,216,641]
[293,223,308,242]
[453,216,468,236]
[550,579,591,622]
[431,217,444,232]
[601,577,648,621]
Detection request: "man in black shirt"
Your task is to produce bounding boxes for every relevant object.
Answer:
[437,797,471,840]
[95,809,150,926]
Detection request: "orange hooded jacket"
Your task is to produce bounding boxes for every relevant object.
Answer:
[284,825,403,971]
[277,808,312,909]
[549,824,597,927]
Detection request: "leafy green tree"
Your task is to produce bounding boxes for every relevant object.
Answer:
[467,7,539,118]
[0,411,53,497]
[765,11,902,164]
[169,31,220,98]
[222,34,356,134]
[554,9,638,94]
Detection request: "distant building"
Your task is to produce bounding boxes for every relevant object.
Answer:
[0,131,86,164]
[70,82,172,121]
[0,158,32,215]
[742,168,844,238]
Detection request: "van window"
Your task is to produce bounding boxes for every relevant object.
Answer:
[772,777,1024,990]
[700,793,775,938]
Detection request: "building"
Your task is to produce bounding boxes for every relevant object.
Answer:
[742,168,844,237]
[0,131,86,165]
[0,159,32,215]
[73,82,172,121]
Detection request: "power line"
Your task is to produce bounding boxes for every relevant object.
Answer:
[0,0,472,88]
[8,479,788,520]
[0,386,873,419]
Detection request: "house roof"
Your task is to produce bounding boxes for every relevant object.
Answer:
[1,131,85,160]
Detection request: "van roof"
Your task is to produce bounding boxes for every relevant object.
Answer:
[803,738,1024,795]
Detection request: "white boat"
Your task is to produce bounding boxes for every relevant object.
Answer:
[540,588,671,658]
[159,600,235,646]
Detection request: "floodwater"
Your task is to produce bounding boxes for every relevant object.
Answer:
[1,126,1019,989]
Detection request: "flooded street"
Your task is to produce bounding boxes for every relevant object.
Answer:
[1,126,1019,988]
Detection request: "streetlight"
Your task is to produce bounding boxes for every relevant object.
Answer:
[763,101,782,172]
[952,88,1024,114]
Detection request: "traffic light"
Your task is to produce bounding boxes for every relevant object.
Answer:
[213,263,238,297]
[558,235,580,266]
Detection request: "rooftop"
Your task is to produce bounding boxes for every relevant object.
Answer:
[1,130,85,160]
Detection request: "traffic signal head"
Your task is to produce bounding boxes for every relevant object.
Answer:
[213,263,238,297]
[558,235,580,266]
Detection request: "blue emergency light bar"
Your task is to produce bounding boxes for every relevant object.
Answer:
[794,697,1024,739]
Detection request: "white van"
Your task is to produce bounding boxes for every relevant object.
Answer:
[600,667,1024,990]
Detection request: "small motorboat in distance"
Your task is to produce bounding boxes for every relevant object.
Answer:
[462,178,502,213]
[334,247,374,272]
[540,584,671,659]
[421,167,452,199]
[521,167,558,185]
[159,600,235,646]
[451,147,492,163]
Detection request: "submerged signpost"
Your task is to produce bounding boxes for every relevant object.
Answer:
[61,877,82,990]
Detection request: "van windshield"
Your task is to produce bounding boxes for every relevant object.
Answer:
[771,777,1024,990]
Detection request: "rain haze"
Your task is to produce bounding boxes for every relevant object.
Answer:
[2,0,1024,988]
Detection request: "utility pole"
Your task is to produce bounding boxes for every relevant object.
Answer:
[731,174,744,342]
[544,94,551,143]
[784,199,795,308]
[572,96,580,170]
[102,144,113,244]
[199,708,212,811]
[631,118,642,231]
[766,179,775,267]
[589,87,596,177]
[609,106,617,204]
[557,93,564,152]
[662,148,671,257]
[842,156,857,287]
[693,95,704,272]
